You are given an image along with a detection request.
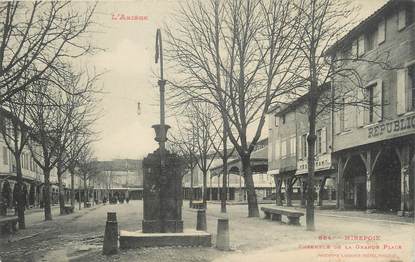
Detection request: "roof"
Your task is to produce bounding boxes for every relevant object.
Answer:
[97,159,143,172]
[326,0,410,55]
[270,82,331,116]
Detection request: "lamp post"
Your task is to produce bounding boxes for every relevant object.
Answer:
[154,28,170,232]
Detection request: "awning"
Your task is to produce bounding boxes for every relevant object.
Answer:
[210,157,268,176]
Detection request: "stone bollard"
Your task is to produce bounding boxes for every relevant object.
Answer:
[103,212,118,255]
[216,217,230,251]
[196,209,207,231]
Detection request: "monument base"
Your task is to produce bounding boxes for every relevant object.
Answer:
[142,219,184,233]
[119,229,212,249]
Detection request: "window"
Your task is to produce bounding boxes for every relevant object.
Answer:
[409,6,414,26]
[378,17,386,45]
[352,40,358,59]
[358,35,365,57]
[410,65,415,110]
[316,129,322,154]
[365,30,376,52]
[365,80,383,122]
[22,154,26,169]
[367,84,375,123]
[342,46,352,62]
[340,98,345,131]
[274,115,279,127]
[321,128,327,153]
[30,157,34,171]
[398,7,408,31]
[21,154,25,169]
[282,114,286,124]
[301,134,307,158]
[397,68,410,114]
[25,153,29,170]
[3,146,8,165]
[290,137,296,156]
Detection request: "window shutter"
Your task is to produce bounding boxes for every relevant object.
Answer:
[396,69,408,115]
[291,137,296,156]
[321,127,327,153]
[408,70,413,110]
[275,139,280,160]
[378,18,386,45]
[334,111,341,134]
[344,97,353,129]
[356,88,365,127]
[352,40,358,59]
[373,80,383,122]
[358,35,365,57]
[281,140,286,157]
[398,9,406,31]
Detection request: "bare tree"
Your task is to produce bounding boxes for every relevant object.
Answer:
[166,0,302,216]
[172,102,221,205]
[0,1,97,105]
[169,131,198,207]
[76,147,99,208]
[202,112,237,213]
[66,133,94,209]
[54,72,100,215]
[25,74,84,220]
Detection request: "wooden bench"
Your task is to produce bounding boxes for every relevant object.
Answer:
[0,216,18,234]
[261,207,304,226]
[63,205,74,214]
[191,201,206,209]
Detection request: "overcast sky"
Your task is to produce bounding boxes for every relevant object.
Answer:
[88,0,388,161]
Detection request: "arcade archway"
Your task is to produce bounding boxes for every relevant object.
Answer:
[373,147,401,212]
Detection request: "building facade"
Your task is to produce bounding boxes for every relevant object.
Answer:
[267,0,415,216]
[0,134,66,211]
[268,90,336,207]
[330,0,415,216]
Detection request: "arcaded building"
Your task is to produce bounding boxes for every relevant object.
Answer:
[267,87,335,207]
[267,0,414,216]
[328,0,414,216]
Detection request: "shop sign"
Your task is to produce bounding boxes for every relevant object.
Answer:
[368,113,415,138]
[296,154,331,175]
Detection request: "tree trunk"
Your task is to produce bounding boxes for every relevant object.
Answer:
[14,155,25,229]
[202,171,207,205]
[221,154,228,213]
[189,166,194,207]
[241,154,259,217]
[306,101,317,231]
[221,132,228,213]
[83,174,88,208]
[300,178,306,207]
[285,178,293,207]
[318,177,327,207]
[57,169,65,215]
[56,162,65,215]
[274,176,283,206]
[44,169,52,221]
[78,186,82,210]
[70,170,75,208]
